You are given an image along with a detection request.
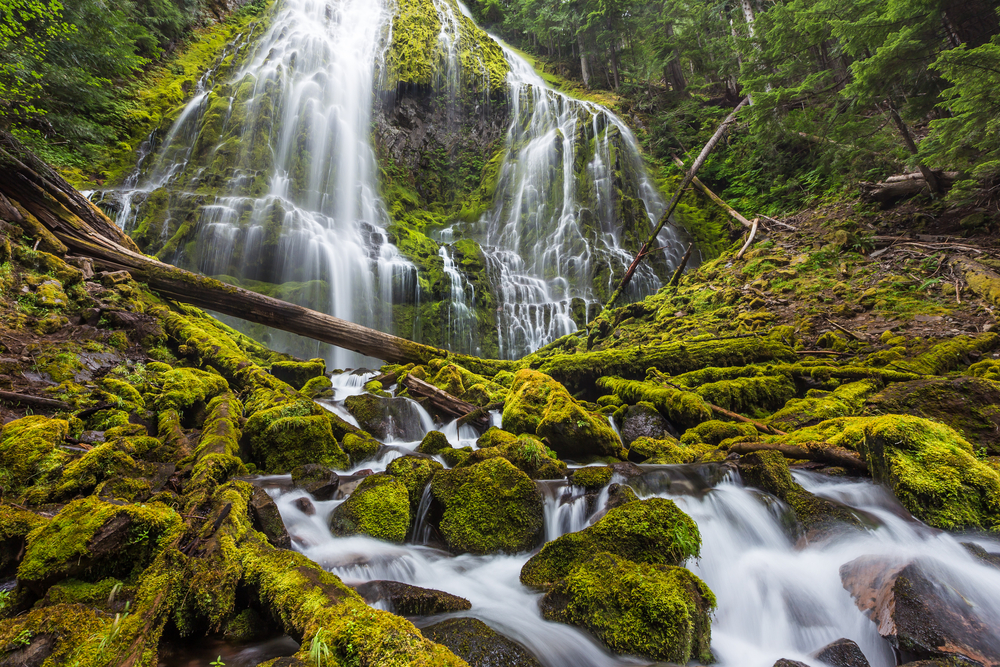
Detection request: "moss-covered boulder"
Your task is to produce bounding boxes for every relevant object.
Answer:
[421,618,541,667]
[680,419,758,446]
[769,381,875,433]
[431,457,544,554]
[0,504,48,576]
[459,435,567,479]
[627,435,711,464]
[244,395,349,472]
[619,401,671,446]
[570,466,613,491]
[18,496,183,594]
[476,426,518,448]
[864,377,1000,454]
[520,498,700,589]
[502,369,624,460]
[153,367,229,412]
[739,450,862,538]
[540,552,714,663]
[416,430,452,455]
[0,415,70,497]
[386,455,443,525]
[341,432,381,466]
[270,359,325,390]
[329,474,409,543]
[597,377,712,430]
[290,464,340,501]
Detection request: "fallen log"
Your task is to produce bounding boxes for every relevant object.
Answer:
[0,131,449,366]
[401,374,490,428]
[728,440,868,473]
[952,255,1000,309]
[0,390,71,411]
[860,171,959,206]
[671,155,752,228]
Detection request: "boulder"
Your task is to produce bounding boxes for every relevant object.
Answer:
[354,580,470,616]
[416,430,452,456]
[570,466,612,491]
[459,436,567,479]
[345,394,425,441]
[540,552,714,664]
[812,637,870,667]
[329,474,409,543]
[340,433,380,467]
[249,487,291,549]
[520,498,700,589]
[290,464,340,501]
[502,369,624,460]
[270,359,325,390]
[773,661,810,667]
[620,402,671,446]
[421,618,542,667]
[476,427,518,449]
[840,555,1000,665]
[430,458,543,555]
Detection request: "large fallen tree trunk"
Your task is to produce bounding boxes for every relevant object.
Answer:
[402,374,490,428]
[727,440,868,473]
[0,131,450,366]
[859,171,959,207]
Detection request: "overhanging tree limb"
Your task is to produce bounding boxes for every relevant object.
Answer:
[603,96,749,312]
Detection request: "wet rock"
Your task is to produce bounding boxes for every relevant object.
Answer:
[609,461,644,479]
[840,555,1000,665]
[341,432,380,466]
[520,498,700,589]
[386,455,443,524]
[345,393,426,440]
[540,552,714,664]
[604,483,638,511]
[416,430,452,456]
[961,542,1000,569]
[354,580,471,615]
[0,632,57,667]
[421,617,542,667]
[812,637,870,667]
[431,458,543,555]
[290,464,340,501]
[621,402,671,447]
[773,660,810,667]
[249,486,291,550]
[570,466,612,490]
[292,497,315,516]
[329,473,409,543]
[459,435,566,480]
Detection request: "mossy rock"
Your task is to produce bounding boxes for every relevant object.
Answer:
[290,464,340,501]
[864,377,1000,454]
[896,333,1000,375]
[416,430,451,455]
[540,552,714,663]
[386,455,443,521]
[739,450,862,538]
[245,397,349,472]
[344,394,421,440]
[627,436,693,464]
[570,466,613,491]
[301,374,334,398]
[223,607,272,642]
[0,416,70,497]
[476,426,518,448]
[342,432,381,467]
[329,474,409,543]
[421,618,541,667]
[431,458,544,555]
[680,420,758,446]
[153,367,229,412]
[0,504,48,577]
[270,359,325,390]
[459,436,567,480]
[597,377,712,430]
[440,446,473,467]
[502,369,624,460]
[694,374,797,415]
[619,402,671,446]
[520,498,700,589]
[18,496,183,595]
[769,380,876,433]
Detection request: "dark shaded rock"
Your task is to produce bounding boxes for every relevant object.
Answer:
[773,660,810,667]
[865,377,1000,454]
[421,618,542,667]
[605,483,638,511]
[621,402,670,448]
[290,464,340,501]
[813,637,870,667]
[0,633,56,667]
[609,461,643,479]
[962,542,1000,569]
[345,394,425,440]
[250,486,291,549]
[840,555,1000,666]
[292,497,315,516]
[354,580,471,615]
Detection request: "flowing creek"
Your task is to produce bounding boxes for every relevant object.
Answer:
[198,375,1000,667]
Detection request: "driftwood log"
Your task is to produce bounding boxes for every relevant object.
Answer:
[401,374,490,428]
[0,131,452,366]
[860,171,960,207]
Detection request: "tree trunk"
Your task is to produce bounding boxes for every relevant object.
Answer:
[578,32,591,88]
[0,130,449,366]
[943,0,999,48]
[609,42,621,90]
[886,100,941,193]
[401,375,490,427]
[664,22,688,96]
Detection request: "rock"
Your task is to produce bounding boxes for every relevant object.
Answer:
[386,455,443,525]
[502,369,624,460]
[35,280,68,308]
[0,505,48,577]
[812,637,870,667]
[609,461,644,479]
[416,430,452,455]
[345,394,425,440]
[476,426,518,448]
[773,660,810,667]
[0,632,57,667]
[353,580,470,615]
[520,498,700,589]
[341,432,380,466]
[629,435,706,464]
[249,487,291,549]
[244,397,349,473]
[459,435,567,479]
[604,483,638,511]
[430,458,543,555]
[329,473,409,543]
[570,466,612,490]
[421,618,542,667]
[292,497,316,516]
[540,552,714,664]
[620,402,671,447]
[290,464,340,501]
[738,450,862,541]
[270,359,325,390]
[961,542,1000,569]
[840,555,1000,665]
[98,269,131,286]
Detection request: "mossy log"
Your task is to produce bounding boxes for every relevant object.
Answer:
[401,374,489,427]
[0,130,448,366]
[727,440,868,473]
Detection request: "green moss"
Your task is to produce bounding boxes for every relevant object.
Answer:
[329,474,409,543]
[416,430,452,455]
[541,552,714,664]
[0,416,70,498]
[0,504,48,576]
[302,374,334,398]
[100,377,146,409]
[341,432,381,466]
[386,455,444,526]
[459,436,566,480]
[628,436,716,465]
[18,496,183,594]
[426,360,509,405]
[680,420,758,446]
[570,466,613,490]
[520,498,701,589]
[896,333,1000,375]
[270,359,325,390]
[598,377,712,429]
[694,374,796,415]
[431,457,543,555]
[44,577,127,610]
[475,426,518,448]
[768,380,876,432]
[245,394,349,473]
[502,369,624,460]
[153,367,229,412]
[47,435,158,503]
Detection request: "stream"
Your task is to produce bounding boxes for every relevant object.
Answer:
[194,374,1000,667]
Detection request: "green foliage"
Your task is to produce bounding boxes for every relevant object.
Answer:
[0,0,75,122]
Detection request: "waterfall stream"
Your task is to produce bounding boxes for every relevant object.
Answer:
[92,0,687,362]
[247,378,1000,667]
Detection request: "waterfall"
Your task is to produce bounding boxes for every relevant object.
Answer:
[95,0,688,362]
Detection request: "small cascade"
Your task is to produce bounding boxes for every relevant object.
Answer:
[539,480,593,542]
[438,244,477,354]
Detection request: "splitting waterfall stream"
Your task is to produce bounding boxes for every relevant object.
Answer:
[92,0,687,362]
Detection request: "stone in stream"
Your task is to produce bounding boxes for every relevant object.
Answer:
[249,486,291,550]
[329,473,409,543]
[812,638,870,667]
[421,617,542,667]
[962,542,1000,569]
[292,497,315,516]
[772,661,810,667]
[539,552,714,664]
[354,580,471,615]
[620,402,671,448]
[840,555,1000,665]
[290,464,340,501]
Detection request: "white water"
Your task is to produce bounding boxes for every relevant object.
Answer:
[266,439,1000,667]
